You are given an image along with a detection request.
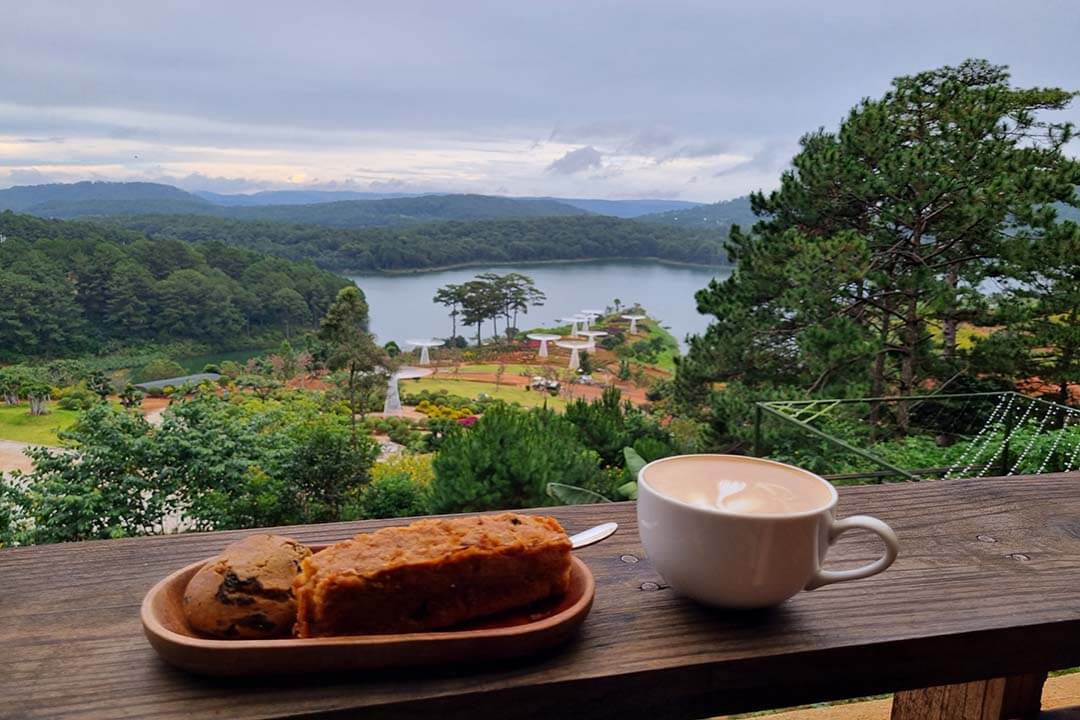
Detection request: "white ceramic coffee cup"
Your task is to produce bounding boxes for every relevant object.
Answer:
[637,454,899,608]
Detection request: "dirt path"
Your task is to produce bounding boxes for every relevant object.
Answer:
[0,440,38,475]
[433,369,651,405]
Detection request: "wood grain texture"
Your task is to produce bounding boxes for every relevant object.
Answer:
[891,673,1047,719]
[1,474,1079,720]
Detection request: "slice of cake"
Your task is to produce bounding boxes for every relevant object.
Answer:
[293,513,573,637]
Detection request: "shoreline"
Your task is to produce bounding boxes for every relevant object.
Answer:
[342,256,734,277]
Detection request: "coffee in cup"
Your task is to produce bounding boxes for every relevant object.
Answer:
[637,454,898,608]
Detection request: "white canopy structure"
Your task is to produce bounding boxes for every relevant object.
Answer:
[579,330,607,349]
[560,317,585,337]
[622,314,647,335]
[580,310,603,331]
[526,333,561,358]
[382,365,433,415]
[405,339,443,366]
[555,339,592,370]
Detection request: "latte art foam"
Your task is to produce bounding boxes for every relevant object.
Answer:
[643,456,833,515]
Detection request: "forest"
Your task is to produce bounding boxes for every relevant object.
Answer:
[102,214,732,271]
[676,60,1080,463]
[0,211,351,361]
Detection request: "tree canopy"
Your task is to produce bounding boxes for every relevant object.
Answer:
[0,211,351,361]
[103,214,732,272]
[678,59,1080,441]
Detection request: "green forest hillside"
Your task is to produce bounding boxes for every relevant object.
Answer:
[0,211,350,360]
[637,195,757,230]
[105,214,732,271]
[0,182,588,227]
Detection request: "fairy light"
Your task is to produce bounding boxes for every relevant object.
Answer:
[976,397,1036,478]
[1009,403,1056,475]
[946,394,1012,479]
[1035,412,1072,475]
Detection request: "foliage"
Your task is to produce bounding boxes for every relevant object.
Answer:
[429,404,603,513]
[563,387,673,467]
[436,272,545,344]
[108,214,733,273]
[0,391,381,545]
[371,453,436,487]
[679,59,1080,444]
[132,358,186,383]
[55,384,97,411]
[349,472,430,520]
[318,286,391,442]
[414,400,475,421]
[0,210,349,361]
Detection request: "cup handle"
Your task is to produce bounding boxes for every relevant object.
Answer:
[805,515,899,590]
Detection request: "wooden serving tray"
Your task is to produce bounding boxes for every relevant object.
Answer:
[141,547,595,676]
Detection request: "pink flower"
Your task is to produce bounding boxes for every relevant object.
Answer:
[457,415,478,427]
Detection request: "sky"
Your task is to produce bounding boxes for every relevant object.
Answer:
[2,0,1078,202]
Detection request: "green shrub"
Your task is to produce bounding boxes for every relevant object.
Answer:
[133,358,186,383]
[429,404,602,513]
[350,472,429,520]
[202,363,221,374]
[55,384,97,411]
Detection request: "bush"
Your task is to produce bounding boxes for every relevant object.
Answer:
[202,363,221,374]
[564,387,673,467]
[372,453,435,486]
[55,384,97,411]
[132,358,186,383]
[350,472,429,520]
[429,404,602,513]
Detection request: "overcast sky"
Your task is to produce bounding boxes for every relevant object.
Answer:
[2,1,1077,202]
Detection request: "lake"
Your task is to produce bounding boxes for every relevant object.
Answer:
[350,260,732,351]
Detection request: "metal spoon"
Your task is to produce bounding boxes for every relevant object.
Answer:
[570,522,618,550]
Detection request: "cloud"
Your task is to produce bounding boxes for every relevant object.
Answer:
[547,146,604,175]
[711,141,796,178]
[2,168,53,185]
[16,136,65,144]
[622,128,676,155]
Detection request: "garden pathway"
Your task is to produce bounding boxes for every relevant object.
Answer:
[0,440,36,475]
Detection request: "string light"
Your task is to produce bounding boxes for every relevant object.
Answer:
[1009,403,1056,475]
[946,394,1012,479]
[976,397,1036,478]
[1035,412,1072,475]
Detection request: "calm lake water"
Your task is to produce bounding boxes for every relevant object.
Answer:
[350,260,732,351]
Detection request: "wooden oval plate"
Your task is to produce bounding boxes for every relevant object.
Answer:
[141,548,595,676]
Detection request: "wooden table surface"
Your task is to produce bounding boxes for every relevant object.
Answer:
[1,474,1078,720]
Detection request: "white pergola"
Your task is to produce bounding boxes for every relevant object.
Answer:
[382,365,434,415]
[526,333,562,358]
[405,339,443,366]
[579,330,607,349]
[622,314,647,334]
[580,310,603,331]
[560,316,585,337]
[555,339,592,370]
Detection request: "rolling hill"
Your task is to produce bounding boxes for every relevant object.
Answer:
[636,195,757,230]
[0,182,588,227]
[103,213,732,272]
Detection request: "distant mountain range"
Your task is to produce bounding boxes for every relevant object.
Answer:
[196,189,701,217]
[637,196,758,229]
[0,181,711,226]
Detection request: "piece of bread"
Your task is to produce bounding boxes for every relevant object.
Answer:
[183,534,311,639]
[294,513,572,637]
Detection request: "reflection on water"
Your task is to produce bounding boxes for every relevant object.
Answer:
[350,260,730,351]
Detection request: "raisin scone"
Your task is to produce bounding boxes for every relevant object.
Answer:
[183,534,311,639]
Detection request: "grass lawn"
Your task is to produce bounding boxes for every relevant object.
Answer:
[0,404,79,445]
[436,363,537,376]
[403,377,567,410]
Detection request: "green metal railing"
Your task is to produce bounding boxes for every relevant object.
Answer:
[752,391,1076,483]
